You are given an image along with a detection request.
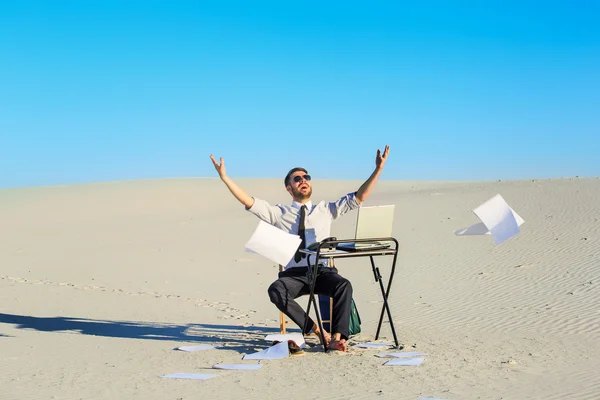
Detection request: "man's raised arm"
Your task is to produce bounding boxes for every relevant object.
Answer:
[355,145,390,204]
[210,155,254,208]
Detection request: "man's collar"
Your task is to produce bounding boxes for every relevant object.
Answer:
[292,200,312,210]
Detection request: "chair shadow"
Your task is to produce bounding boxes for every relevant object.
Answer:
[0,313,299,354]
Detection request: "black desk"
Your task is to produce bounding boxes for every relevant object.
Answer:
[299,237,400,352]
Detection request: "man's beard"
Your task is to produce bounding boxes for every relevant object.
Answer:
[292,186,312,200]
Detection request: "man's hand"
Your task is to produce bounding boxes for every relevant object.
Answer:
[209,154,254,208]
[376,145,390,171]
[210,154,226,179]
[356,145,389,204]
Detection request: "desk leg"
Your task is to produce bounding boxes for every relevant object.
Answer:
[370,256,399,347]
[303,259,328,352]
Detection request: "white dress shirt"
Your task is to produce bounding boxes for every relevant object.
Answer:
[247,192,360,269]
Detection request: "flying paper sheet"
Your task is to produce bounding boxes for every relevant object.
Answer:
[175,345,220,352]
[353,341,394,349]
[245,221,301,266]
[375,351,426,358]
[212,364,262,371]
[161,373,217,380]
[264,333,306,348]
[384,357,425,366]
[454,194,524,245]
[243,340,290,360]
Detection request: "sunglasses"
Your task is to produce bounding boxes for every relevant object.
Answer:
[292,174,311,183]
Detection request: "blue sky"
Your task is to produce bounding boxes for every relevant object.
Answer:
[1,1,599,188]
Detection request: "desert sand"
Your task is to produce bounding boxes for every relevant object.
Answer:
[1,177,599,400]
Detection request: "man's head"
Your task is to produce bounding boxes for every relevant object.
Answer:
[284,167,312,202]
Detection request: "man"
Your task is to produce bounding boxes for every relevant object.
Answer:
[209,145,389,351]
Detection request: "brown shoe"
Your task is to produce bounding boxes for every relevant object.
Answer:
[271,340,305,356]
[287,340,305,356]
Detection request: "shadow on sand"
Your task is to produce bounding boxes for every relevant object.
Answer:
[0,313,301,353]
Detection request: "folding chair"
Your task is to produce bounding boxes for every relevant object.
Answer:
[278,260,334,335]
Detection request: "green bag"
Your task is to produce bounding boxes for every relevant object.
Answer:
[349,299,362,336]
[318,296,362,336]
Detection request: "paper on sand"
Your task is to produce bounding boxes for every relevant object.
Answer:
[375,351,426,358]
[264,333,306,348]
[384,357,425,366]
[245,221,301,266]
[243,340,290,360]
[161,373,217,380]
[175,345,220,352]
[353,341,394,349]
[455,194,524,245]
[212,364,262,370]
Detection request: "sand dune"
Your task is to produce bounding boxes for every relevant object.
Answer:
[1,177,599,399]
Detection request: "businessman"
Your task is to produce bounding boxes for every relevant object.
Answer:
[210,145,389,351]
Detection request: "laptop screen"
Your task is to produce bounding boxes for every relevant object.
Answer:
[355,205,395,239]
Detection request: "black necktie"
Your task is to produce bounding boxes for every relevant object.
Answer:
[294,205,307,262]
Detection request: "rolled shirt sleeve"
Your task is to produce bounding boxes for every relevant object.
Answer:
[327,192,360,219]
[246,197,284,225]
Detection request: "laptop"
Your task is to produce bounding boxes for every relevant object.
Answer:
[337,205,395,251]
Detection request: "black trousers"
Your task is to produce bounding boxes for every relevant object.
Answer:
[267,266,353,340]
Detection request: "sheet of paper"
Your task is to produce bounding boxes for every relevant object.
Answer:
[244,221,301,266]
[474,194,521,245]
[454,194,524,245]
[212,364,262,370]
[352,341,394,349]
[243,340,290,360]
[384,357,425,366]
[175,345,220,352]
[375,351,426,358]
[264,333,306,348]
[161,373,217,380]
